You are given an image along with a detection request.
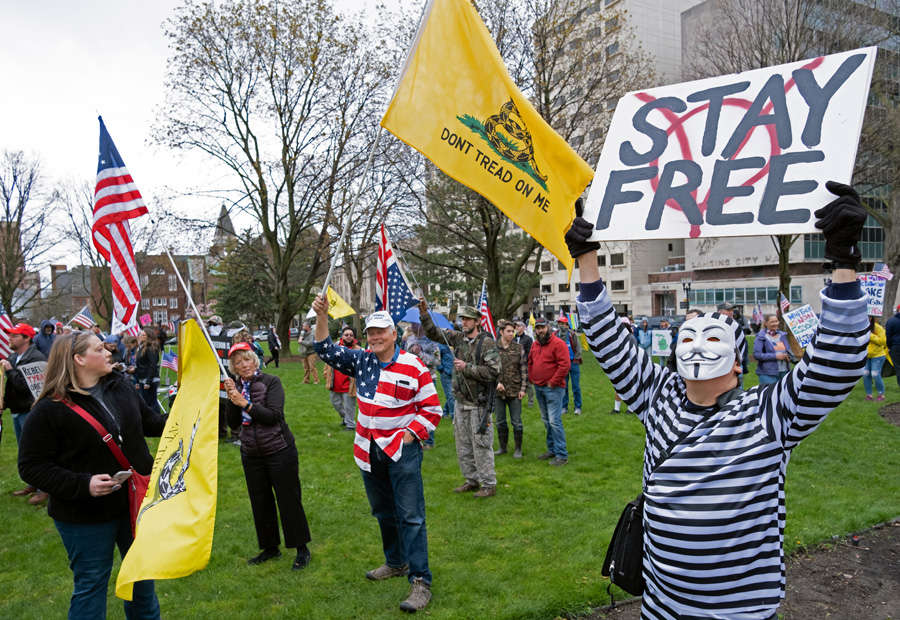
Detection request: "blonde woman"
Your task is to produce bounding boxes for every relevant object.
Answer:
[18,331,166,619]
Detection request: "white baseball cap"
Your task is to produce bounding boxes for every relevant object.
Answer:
[364,311,395,332]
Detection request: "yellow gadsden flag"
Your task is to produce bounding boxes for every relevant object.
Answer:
[381,0,594,274]
[116,319,219,600]
[327,286,356,318]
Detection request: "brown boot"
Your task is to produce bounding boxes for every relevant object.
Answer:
[28,491,49,506]
[399,577,431,613]
[453,481,480,493]
[513,430,523,459]
[366,563,409,581]
[473,485,496,498]
[12,485,35,497]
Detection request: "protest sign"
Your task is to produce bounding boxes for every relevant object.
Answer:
[18,361,47,401]
[139,313,152,326]
[584,48,877,241]
[860,274,886,317]
[651,329,672,357]
[783,304,819,348]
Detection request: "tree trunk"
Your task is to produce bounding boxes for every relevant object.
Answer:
[881,189,900,324]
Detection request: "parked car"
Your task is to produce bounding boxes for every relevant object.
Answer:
[252,329,269,342]
[289,327,299,339]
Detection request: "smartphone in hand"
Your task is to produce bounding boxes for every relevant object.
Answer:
[112,470,132,483]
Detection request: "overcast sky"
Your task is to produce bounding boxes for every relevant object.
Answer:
[0,0,383,268]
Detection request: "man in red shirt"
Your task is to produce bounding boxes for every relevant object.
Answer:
[527,317,571,465]
[326,326,359,431]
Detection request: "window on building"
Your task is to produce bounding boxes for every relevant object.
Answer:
[169,297,178,309]
[153,297,167,307]
[541,284,552,293]
[667,243,673,251]
[605,41,620,56]
[790,286,802,303]
[557,260,566,270]
[735,289,745,303]
[559,283,570,293]
[153,310,168,324]
[806,213,883,260]
[140,274,149,288]
[610,252,625,266]
[141,298,150,310]
[597,254,606,266]
[168,274,177,291]
[541,260,552,272]
[151,267,166,276]
[610,280,625,291]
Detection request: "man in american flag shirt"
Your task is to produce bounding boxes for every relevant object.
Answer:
[312,295,441,614]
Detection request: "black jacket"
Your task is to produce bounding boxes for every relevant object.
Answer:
[135,346,160,385]
[5,345,47,413]
[226,373,295,458]
[18,372,167,523]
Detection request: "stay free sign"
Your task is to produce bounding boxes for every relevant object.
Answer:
[584,48,877,240]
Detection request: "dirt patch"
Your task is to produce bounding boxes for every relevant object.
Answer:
[583,520,900,620]
[879,402,900,428]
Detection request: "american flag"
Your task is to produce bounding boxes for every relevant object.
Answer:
[166,320,176,333]
[0,300,14,359]
[70,305,95,329]
[873,262,894,281]
[161,351,178,371]
[374,224,418,325]
[93,117,147,338]
[478,280,496,338]
[779,292,791,313]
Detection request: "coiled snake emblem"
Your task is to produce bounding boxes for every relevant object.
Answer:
[483,99,547,183]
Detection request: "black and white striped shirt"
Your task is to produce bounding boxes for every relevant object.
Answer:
[578,281,868,619]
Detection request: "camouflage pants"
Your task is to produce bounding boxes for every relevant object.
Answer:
[454,402,497,487]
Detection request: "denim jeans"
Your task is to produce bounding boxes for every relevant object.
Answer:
[361,441,431,585]
[561,363,582,411]
[534,385,567,459]
[864,356,886,395]
[12,411,28,443]
[440,371,455,420]
[757,371,788,385]
[494,393,523,433]
[54,517,160,620]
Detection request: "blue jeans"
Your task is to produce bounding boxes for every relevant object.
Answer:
[12,411,28,443]
[561,363,582,411]
[757,371,788,385]
[361,441,431,585]
[440,371,454,420]
[534,385,567,459]
[864,356,886,395]
[54,517,160,620]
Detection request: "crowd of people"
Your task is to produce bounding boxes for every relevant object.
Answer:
[4,182,890,618]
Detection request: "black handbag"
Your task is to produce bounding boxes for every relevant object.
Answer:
[601,493,645,597]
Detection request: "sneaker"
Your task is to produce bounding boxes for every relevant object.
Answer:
[399,577,432,613]
[865,394,874,401]
[292,546,311,570]
[453,481,480,493]
[366,563,409,581]
[537,451,554,460]
[550,457,568,466]
[574,407,582,415]
[473,485,496,498]
[877,394,886,401]
[248,547,281,565]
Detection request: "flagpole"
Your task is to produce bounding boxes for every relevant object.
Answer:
[319,0,433,299]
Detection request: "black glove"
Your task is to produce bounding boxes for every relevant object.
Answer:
[814,181,867,266]
[565,198,601,259]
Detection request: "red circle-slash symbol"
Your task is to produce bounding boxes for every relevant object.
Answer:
[633,57,824,238]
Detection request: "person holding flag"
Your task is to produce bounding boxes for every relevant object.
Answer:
[419,297,500,498]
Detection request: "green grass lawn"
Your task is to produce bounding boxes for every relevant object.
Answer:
[1,346,898,619]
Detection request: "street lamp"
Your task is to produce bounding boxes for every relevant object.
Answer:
[681,278,692,313]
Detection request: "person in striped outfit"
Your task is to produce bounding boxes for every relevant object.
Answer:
[565,182,869,619]
[312,298,442,614]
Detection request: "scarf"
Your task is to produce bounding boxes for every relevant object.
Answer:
[240,371,261,425]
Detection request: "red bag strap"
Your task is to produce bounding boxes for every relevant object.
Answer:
[62,398,132,471]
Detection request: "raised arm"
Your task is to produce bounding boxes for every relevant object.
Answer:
[312,294,362,377]
[418,298,460,347]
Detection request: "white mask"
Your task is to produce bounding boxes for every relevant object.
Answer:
[675,316,736,381]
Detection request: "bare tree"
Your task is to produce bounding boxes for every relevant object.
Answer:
[685,0,899,320]
[397,0,656,319]
[0,150,56,319]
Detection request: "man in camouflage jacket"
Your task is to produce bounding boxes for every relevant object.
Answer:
[419,299,500,498]
[494,320,527,458]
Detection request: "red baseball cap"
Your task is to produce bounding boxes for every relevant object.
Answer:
[8,323,36,339]
[557,316,569,324]
[227,342,252,357]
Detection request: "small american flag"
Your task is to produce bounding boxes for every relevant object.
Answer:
[166,321,176,333]
[161,351,178,371]
[873,262,893,281]
[779,292,791,313]
[374,224,418,325]
[0,301,14,358]
[70,305,95,329]
[93,117,147,338]
[478,280,496,338]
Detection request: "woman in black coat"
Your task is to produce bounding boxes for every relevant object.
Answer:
[135,327,161,413]
[18,331,167,619]
[223,342,312,570]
